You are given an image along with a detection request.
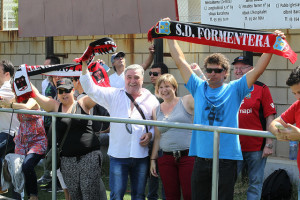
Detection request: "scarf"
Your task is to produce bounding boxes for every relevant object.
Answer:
[148,20,297,64]
[73,37,117,65]
[14,61,110,102]
[14,37,116,102]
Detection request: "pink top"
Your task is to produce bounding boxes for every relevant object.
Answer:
[14,113,47,155]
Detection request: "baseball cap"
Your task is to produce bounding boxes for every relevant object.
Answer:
[56,78,73,90]
[111,52,125,64]
[232,56,251,66]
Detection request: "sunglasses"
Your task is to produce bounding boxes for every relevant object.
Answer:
[149,72,160,76]
[206,68,225,73]
[58,89,72,94]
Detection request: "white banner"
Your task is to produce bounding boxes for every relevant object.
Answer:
[201,1,300,29]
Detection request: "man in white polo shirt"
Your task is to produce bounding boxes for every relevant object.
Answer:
[81,62,159,200]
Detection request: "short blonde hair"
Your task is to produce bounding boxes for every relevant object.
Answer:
[155,74,178,98]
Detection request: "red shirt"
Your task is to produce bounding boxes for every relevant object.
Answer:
[239,81,276,152]
[281,100,300,174]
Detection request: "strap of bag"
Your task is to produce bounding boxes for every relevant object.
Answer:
[58,101,77,150]
[125,92,149,133]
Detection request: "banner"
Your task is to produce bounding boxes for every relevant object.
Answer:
[148,20,297,64]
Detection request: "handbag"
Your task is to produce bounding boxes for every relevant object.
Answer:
[44,102,77,170]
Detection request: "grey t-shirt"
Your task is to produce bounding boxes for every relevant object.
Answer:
[156,98,193,152]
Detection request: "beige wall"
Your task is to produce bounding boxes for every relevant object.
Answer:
[1,29,299,158]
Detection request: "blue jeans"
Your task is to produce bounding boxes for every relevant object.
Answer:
[109,156,149,200]
[191,157,237,200]
[237,151,266,200]
[22,153,43,197]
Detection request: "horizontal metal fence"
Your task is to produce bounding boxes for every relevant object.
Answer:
[0,108,276,200]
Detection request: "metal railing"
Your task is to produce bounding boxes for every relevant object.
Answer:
[0,108,276,200]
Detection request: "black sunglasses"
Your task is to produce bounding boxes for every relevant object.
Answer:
[206,68,225,73]
[149,72,160,76]
[58,88,72,94]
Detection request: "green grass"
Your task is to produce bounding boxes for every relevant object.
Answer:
[2,165,298,200]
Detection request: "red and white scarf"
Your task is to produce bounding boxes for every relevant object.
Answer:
[148,20,297,64]
[14,37,116,102]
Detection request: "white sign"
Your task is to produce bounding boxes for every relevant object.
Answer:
[201,0,300,29]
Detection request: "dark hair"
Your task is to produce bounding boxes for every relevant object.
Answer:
[72,77,79,81]
[204,53,230,79]
[151,63,169,75]
[286,66,300,86]
[0,60,14,77]
[46,56,60,65]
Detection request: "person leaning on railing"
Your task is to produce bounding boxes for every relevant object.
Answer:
[150,73,195,200]
[269,66,300,172]
[164,16,286,200]
[30,78,106,200]
[0,97,47,200]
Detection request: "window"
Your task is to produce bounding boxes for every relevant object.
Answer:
[1,0,18,30]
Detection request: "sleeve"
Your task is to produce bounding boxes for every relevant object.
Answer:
[0,81,15,100]
[80,73,114,110]
[185,73,204,96]
[261,85,276,118]
[281,102,297,125]
[236,75,254,101]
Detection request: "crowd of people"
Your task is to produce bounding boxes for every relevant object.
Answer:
[0,24,299,200]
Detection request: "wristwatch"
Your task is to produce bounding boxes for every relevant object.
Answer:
[265,143,273,149]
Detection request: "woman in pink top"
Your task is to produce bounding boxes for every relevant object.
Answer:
[0,97,47,200]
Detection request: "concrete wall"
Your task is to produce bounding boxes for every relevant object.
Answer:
[0,29,300,159]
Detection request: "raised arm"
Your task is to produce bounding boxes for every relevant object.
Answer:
[79,95,97,113]
[81,61,89,75]
[245,53,272,88]
[167,39,193,84]
[31,84,59,112]
[245,30,285,88]
[141,44,155,70]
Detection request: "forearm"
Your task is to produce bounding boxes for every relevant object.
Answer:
[246,53,272,88]
[151,131,160,159]
[167,39,192,83]
[31,85,56,112]
[141,52,154,70]
[81,61,89,75]
[11,98,38,110]
[266,114,275,142]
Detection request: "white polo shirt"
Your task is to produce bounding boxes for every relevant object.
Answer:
[80,73,159,158]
